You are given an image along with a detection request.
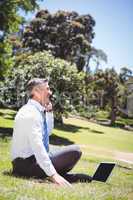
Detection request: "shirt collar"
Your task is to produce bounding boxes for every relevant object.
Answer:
[27,99,45,112]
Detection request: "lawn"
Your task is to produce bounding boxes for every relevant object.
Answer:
[0,108,133,200]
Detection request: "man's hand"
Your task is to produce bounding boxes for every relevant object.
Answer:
[45,102,53,112]
[49,173,72,187]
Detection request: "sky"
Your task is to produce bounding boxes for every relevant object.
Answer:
[24,0,133,73]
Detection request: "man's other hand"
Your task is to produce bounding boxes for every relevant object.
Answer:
[45,102,53,112]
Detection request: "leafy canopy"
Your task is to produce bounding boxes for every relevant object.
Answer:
[23,9,95,71]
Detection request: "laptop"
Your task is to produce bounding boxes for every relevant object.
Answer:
[92,162,115,182]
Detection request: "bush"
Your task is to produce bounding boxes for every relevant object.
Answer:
[1,51,85,122]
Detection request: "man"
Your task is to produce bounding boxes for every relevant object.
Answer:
[11,78,91,187]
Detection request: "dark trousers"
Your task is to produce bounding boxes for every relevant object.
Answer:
[12,145,92,183]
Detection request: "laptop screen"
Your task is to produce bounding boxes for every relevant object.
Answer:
[92,162,115,182]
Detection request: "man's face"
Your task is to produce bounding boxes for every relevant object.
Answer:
[37,82,52,106]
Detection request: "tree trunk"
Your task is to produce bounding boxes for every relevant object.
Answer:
[100,90,104,109]
[110,97,117,126]
[54,112,63,124]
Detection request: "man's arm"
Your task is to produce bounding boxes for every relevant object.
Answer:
[46,112,54,135]
[45,102,54,135]
[28,115,71,187]
[28,116,56,176]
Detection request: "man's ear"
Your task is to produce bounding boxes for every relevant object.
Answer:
[34,87,40,93]
[32,87,41,98]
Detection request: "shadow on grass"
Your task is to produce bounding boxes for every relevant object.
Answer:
[2,170,35,181]
[2,170,52,184]
[55,123,104,134]
[0,111,16,120]
[0,127,13,138]
[79,127,104,134]
[50,134,74,146]
[2,170,13,177]
[98,121,125,128]
[3,170,27,179]
[90,129,104,134]
[54,123,82,133]
[116,164,133,170]
[97,119,133,128]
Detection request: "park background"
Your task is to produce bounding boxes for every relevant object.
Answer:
[0,0,133,200]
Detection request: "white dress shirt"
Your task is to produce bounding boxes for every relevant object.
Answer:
[11,99,56,176]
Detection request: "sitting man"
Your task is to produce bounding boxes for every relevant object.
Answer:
[11,78,91,187]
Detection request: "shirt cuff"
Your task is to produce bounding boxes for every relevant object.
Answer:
[44,163,57,177]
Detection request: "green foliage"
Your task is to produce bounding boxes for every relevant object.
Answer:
[0,0,41,33]
[23,9,95,71]
[0,38,14,78]
[76,105,98,119]
[0,0,42,78]
[1,51,85,122]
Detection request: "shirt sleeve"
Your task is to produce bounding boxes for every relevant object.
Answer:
[46,112,54,135]
[27,115,56,176]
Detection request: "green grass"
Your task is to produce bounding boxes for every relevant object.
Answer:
[0,108,133,200]
[0,109,16,128]
[54,117,133,153]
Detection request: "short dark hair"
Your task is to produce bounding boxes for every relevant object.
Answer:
[26,78,48,98]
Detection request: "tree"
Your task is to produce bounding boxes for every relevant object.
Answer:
[119,67,133,84]
[22,9,95,71]
[94,68,122,125]
[0,0,43,79]
[1,51,85,123]
[118,67,133,116]
[83,47,108,72]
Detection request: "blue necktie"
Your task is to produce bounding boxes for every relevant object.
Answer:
[43,115,49,152]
